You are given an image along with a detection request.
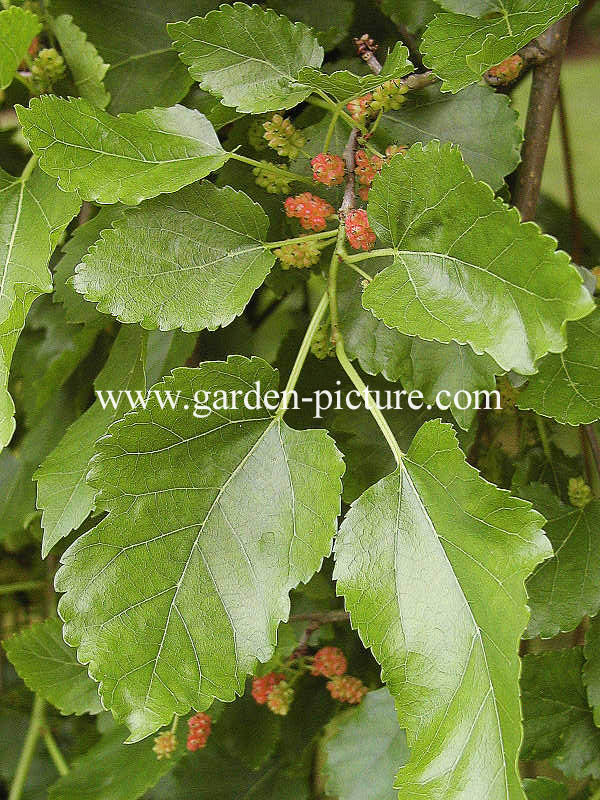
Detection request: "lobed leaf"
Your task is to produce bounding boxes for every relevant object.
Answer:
[0,6,41,90]
[421,0,578,93]
[3,618,102,716]
[169,3,324,113]
[0,166,80,451]
[517,306,600,425]
[55,357,344,740]
[362,141,594,374]
[334,419,550,800]
[36,325,146,557]
[73,183,276,331]
[17,97,229,205]
[52,14,111,109]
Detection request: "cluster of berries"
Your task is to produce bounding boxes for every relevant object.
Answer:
[569,476,593,509]
[311,153,345,186]
[311,323,335,360]
[347,80,408,123]
[275,240,323,270]
[284,192,335,232]
[311,646,368,704]
[252,672,294,715]
[152,731,177,760]
[354,149,383,201]
[186,713,212,751]
[345,209,376,251]
[486,54,524,86]
[31,48,65,93]
[263,114,306,159]
[252,161,291,194]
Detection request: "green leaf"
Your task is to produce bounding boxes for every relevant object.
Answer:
[518,483,600,638]
[55,357,344,740]
[584,615,600,727]
[320,688,409,800]
[35,325,146,558]
[517,307,600,425]
[334,419,550,799]
[523,778,568,800]
[73,183,275,331]
[145,330,196,387]
[521,648,600,780]
[48,725,184,800]
[375,83,521,190]
[337,255,500,430]
[54,207,124,325]
[362,141,594,374]
[266,0,354,51]
[421,0,578,93]
[51,0,204,113]
[52,14,110,108]
[3,618,102,716]
[379,0,438,34]
[0,6,41,90]
[0,165,80,451]
[296,43,413,103]
[17,98,229,205]
[168,3,324,113]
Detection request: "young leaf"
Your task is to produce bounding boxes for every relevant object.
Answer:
[0,166,80,451]
[52,14,110,108]
[296,43,413,103]
[55,357,344,740]
[517,306,600,425]
[0,6,41,90]
[3,618,102,716]
[48,725,184,800]
[168,3,324,113]
[35,325,146,558]
[521,648,600,780]
[51,0,202,113]
[523,778,568,800]
[421,0,578,93]
[362,142,594,375]
[375,83,521,190]
[17,98,229,205]
[320,688,409,800]
[584,615,600,727]
[334,419,550,799]
[74,183,275,331]
[54,206,124,325]
[518,483,600,638]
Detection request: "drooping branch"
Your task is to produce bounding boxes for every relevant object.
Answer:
[512,15,572,220]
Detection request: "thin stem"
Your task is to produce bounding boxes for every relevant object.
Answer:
[305,96,363,133]
[229,152,314,187]
[0,580,45,596]
[323,108,341,153]
[42,727,69,777]
[344,248,395,263]
[289,611,350,624]
[275,291,330,418]
[170,715,179,735]
[264,229,338,249]
[557,84,583,262]
[536,416,561,495]
[328,227,346,339]
[335,339,403,465]
[513,16,572,220]
[340,255,372,282]
[9,695,45,800]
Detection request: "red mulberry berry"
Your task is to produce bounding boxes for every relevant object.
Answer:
[311,646,347,678]
[152,731,177,759]
[252,672,285,705]
[284,193,335,232]
[345,209,376,251]
[326,675,368,704]
[311,153,345,186]
[266,680,294,715]
[186,713,212,751]
[487,54,524,86]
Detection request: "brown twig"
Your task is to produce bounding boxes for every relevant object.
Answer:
[513,16,572,220]
[584,425,600,479]
[354,34,382,74]
[557,84,583,263]
[340,128,360,216]
[289,610,350,658]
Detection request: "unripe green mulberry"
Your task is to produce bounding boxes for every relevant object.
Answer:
[266,680,294,715]
[275,240,322,270]
[569,476,593,508]
[253,162,291,194]
[248,119,269,151]
[311,324,335,359]
[263,114,305,159]
[31,48,66,92]
[370,80,408,113]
